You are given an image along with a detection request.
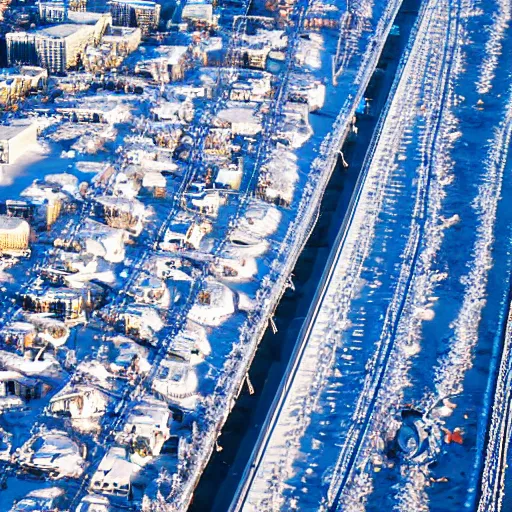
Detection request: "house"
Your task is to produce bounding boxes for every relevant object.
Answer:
[159,219,212,251]
[189,190,225,217]
[21,287,86,323]
[90,446,139,498]
[168,322,211,364]
[120,305,164,342]
[76,495,110,512]
[152,358,198,402]
[257,146,299,207]
[288,74,326,111]
[0,371,47,407]
[0,66,47,105]
[107,335,151,378]
[142,171,166,198]
[215,159,243,190]
[20,182,65,229]
[204,127,232,155]
[49,384,109,419]
[2,321,36,352]
[135,45,191,82]
[188,277,235,326]
[117,396,171,465]
[230,71,272,102]
[152,99,194,123]
[96,196,146,236]
[278,102,313,148]
[76,494,110,512]
[0,215,30,256]
[75,218,129,263]
[102,25,141,55]
[130,276,171,308]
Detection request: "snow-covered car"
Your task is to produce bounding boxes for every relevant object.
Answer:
[10,487,65,511]
[17,430,86,478]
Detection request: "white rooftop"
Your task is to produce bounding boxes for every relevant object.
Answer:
[37,23,89,38]
[0,121,34,141]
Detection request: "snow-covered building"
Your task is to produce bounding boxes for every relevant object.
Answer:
[168,321,211,364]
[130,276,171,308]
[107,335,151,378]
[76,494,110,512]
[49,383,109,419]
[0,371,47,410]
[90,446,139,498]
[216,105,262,136]
[21,287,87,323]
[215,160,243,190]
[96,196,146,236]
[120,304,164,342]
[278,102,313,148]
[181,0,214,25]
[152,358,198,402]
[75,219,129,263]
[2,321,36,352]
[160,218,212,251]
[257,146,299,207]
[102,25,141,55]
[188,278,235,326]
[189,190,226,217]
[288,73,326,111]
[110,0,160,35]
[117,396,171,465]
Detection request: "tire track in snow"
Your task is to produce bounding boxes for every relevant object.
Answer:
[470,96,512,512]
[476,0,512,95]
[327,0,464,508]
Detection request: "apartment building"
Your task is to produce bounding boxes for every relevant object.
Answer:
[110,0,160,35]
[6,12,109,73]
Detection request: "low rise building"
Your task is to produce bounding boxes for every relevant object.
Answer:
[135,45,191,83]
[0,66,48,106]
[102,25,141,55]
[181,0,214,26]
[216,104,262,136]
[0,121,37,164]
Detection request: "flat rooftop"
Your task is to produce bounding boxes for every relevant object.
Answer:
[68,11,106,24]
[37,24,88,38]
[111,0,159,7]
[0,121,34,142]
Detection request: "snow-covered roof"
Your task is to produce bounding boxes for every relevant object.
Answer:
[217,106,259,125]
[37,24,90,39]
[188,277,235,326]
[90,446,139,495]
[0,120,34,141]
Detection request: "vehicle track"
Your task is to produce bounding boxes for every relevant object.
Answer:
[327,0,463,507]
